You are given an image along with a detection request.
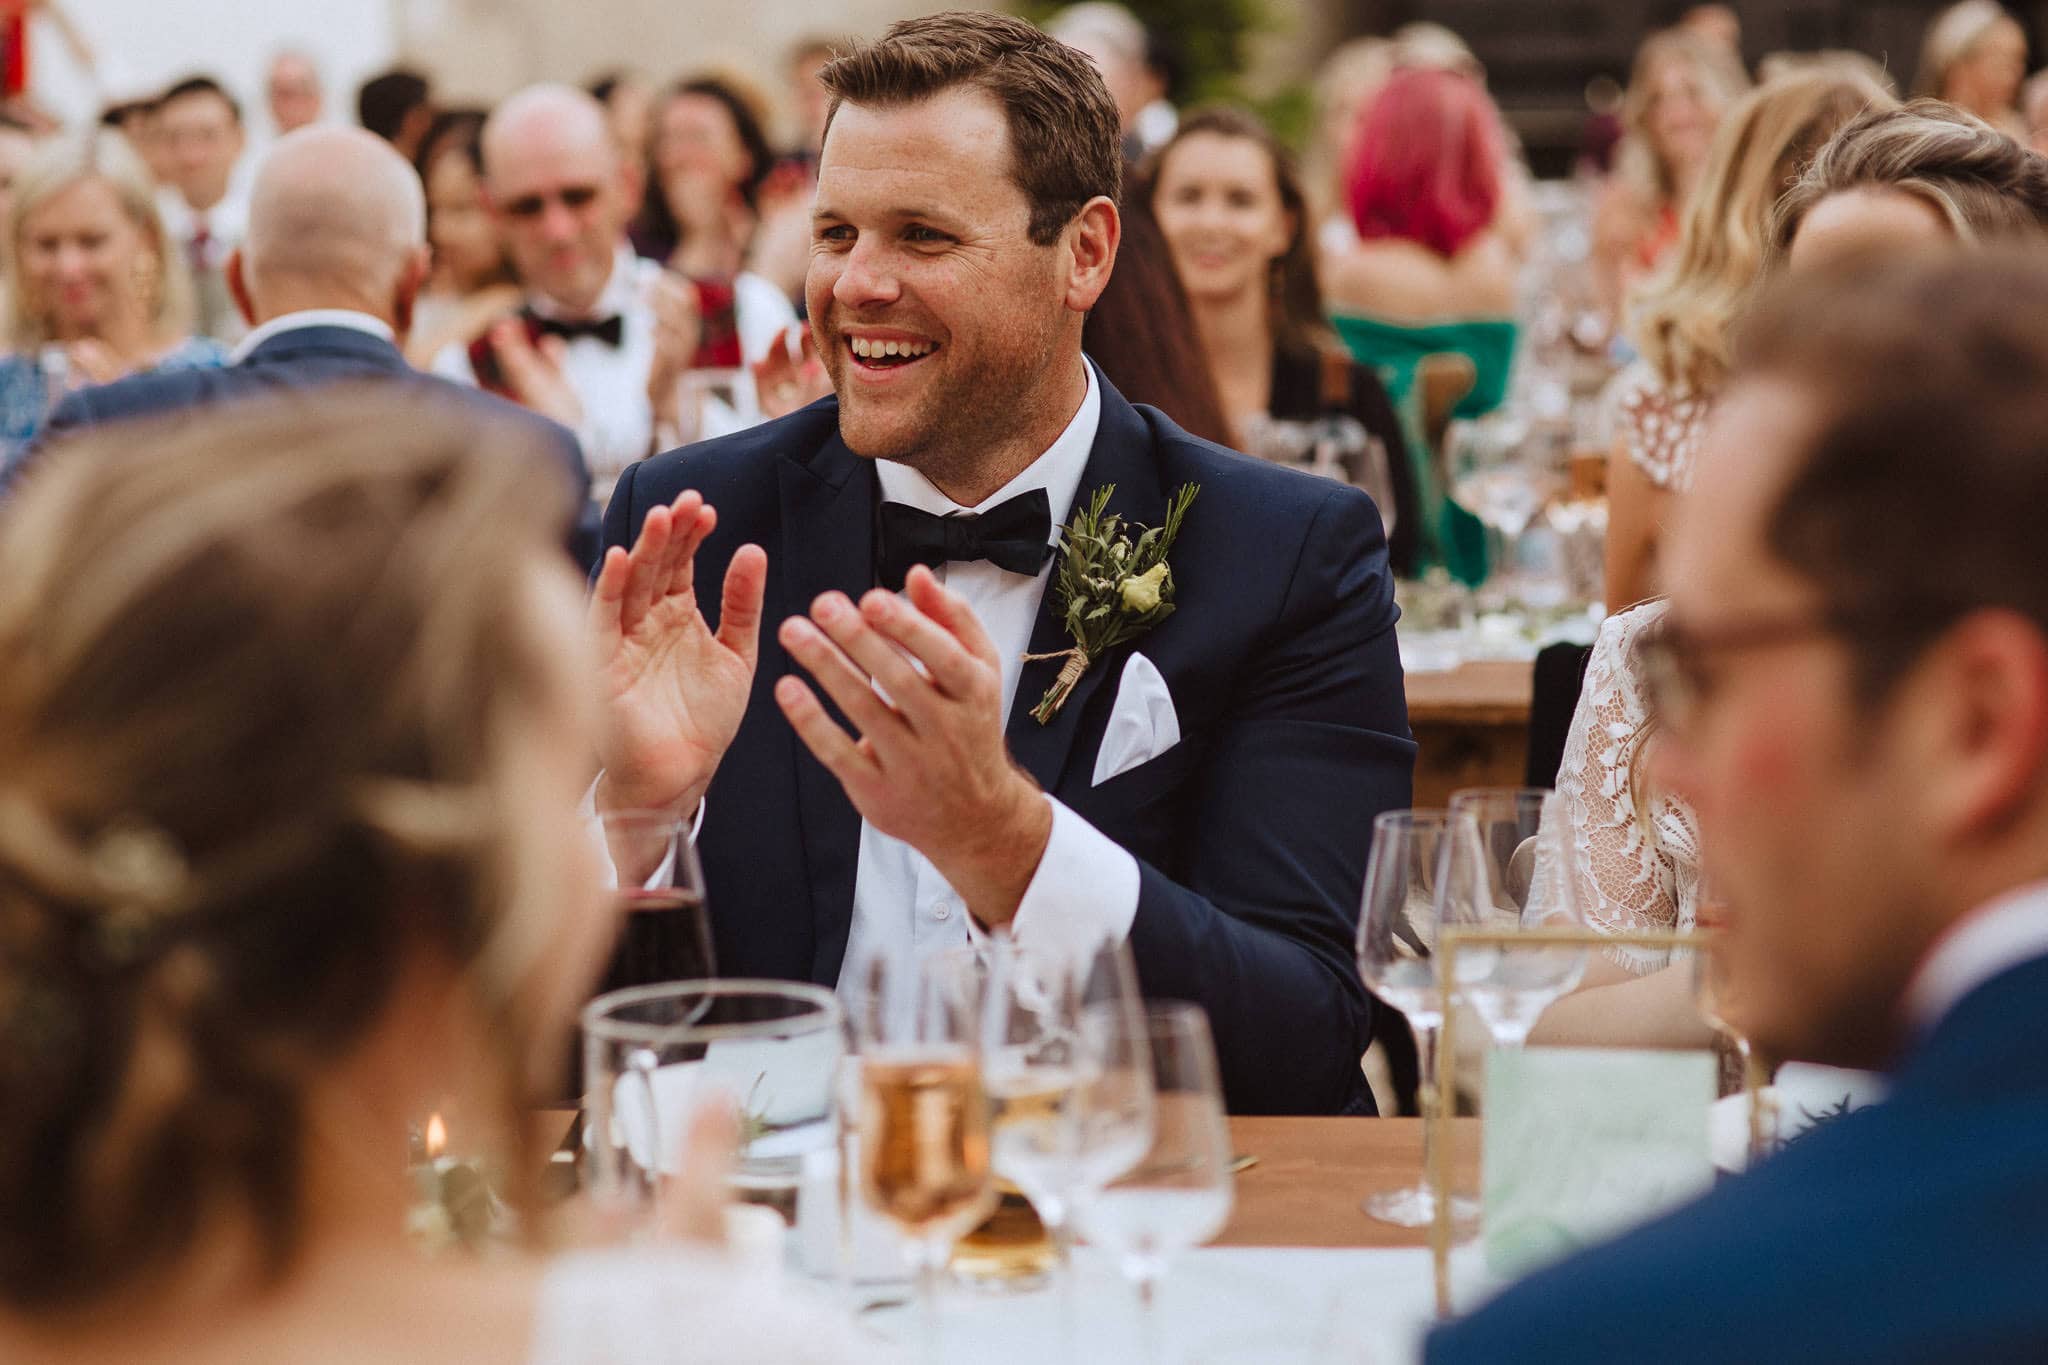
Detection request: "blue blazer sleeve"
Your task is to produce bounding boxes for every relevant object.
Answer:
[1124,485,1414,1114]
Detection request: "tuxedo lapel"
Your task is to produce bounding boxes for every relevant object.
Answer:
[1006,383,1169,794]
[776,432,878,985]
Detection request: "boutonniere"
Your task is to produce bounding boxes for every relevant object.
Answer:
[1025,482,1199,723]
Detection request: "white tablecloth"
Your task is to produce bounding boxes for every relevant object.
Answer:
[858,1245,1475,1364]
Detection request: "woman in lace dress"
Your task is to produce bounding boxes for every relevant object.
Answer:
[1602,69,1889,612]
[1537,110,2048,1047]
[0,393,888,1365]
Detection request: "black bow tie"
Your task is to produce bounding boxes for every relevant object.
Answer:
[876,489,1054,590]
[527,311,625,347]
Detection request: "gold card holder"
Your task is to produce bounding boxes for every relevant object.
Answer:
[1425,926,1747,1317]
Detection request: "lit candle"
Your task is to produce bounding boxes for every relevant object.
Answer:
[425,1112,448,1163]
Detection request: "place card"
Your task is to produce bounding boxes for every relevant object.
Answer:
[1481,1047,1715,1279]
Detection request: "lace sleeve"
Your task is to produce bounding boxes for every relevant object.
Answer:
[1551,602,1684,973]
[1615,362,1712,495]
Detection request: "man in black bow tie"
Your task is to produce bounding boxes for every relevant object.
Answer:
[591,11,1413,1114]
[432,85,792,495]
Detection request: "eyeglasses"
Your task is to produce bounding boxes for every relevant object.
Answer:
[500,185,602,220]
[1638,601,1965,738]
[1637,610,1847,739]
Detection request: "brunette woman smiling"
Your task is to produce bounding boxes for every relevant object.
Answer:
[1148,107,1418,574]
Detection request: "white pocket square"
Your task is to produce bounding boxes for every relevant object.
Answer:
[1092,651,1181,786]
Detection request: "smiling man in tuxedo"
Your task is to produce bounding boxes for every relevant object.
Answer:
[589,11,1413,1114]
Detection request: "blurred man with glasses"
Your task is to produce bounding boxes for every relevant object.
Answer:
[1429,248,2048,1362]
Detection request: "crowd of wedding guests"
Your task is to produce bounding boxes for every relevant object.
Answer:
[3,1,2048,1360]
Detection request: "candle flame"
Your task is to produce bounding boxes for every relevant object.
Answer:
[424,1112,447,1160]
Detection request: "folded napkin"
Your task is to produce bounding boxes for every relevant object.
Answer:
[1092,651,1180,786]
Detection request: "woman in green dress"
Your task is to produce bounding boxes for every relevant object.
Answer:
[1323,67,1520,577]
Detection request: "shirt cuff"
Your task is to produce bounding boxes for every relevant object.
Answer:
[584,776,705,891]
[968,795,1139,957]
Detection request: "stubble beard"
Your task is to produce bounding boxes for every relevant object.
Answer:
[827,318,1076,499]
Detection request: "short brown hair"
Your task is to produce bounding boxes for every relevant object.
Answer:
[819,10,1123,245]
[1772,100,2048,258]
[0,389,574,1307]
[1737,247,2048,697]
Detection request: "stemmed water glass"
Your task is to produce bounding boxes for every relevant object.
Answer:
[846,945,996,1361]
[1691,888,1778,1162]
[1441,787,1589,1048]
[1071,1002,1233,1364]
[1353,809,1473,1227]
[972,933,1152,1295]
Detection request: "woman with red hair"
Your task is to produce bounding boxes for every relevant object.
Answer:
[1325,67,1520,576]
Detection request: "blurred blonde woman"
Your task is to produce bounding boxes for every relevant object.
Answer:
[1593,29,1750,320]
[1915,0,2028,138]
[0,389,886,1364]
[1772,100,2048,270]
[1537,104,2048,1052]
[1602,69,1891,611]
[0,130,222,465]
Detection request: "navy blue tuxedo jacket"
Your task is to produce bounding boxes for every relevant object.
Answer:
[16,325,597,562]
[601,379,1416,1114]
[1428,953,2048,1362]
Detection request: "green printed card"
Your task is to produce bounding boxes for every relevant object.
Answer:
[1482,1047,1716,1279]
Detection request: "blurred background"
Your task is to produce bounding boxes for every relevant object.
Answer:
[32,1,2048,171]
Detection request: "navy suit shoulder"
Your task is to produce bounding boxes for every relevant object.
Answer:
[1426,954,2048,1364]
[25,328,592,558]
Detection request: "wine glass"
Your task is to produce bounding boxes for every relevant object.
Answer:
[1692,888,1778,1162]
[1071,1002,1233,1364]
[965,933,1151,1295]
[557,810,715,1103]
[846,945,996,1360]
[596,809,715,995]
[1442,788,1589,1047]
[1353,809,1473,1227]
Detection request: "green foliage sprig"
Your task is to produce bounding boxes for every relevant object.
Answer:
[1027,482,1199,723]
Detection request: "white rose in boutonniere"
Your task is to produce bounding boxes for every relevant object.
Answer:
[1119,563,1168,613]
[1025,483,1199,723]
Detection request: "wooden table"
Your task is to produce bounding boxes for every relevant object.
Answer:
[1405,660,1534,807]
[1219,1117,1477,1249]
[541,1110,1480,1251]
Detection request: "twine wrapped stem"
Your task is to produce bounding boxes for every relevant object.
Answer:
[1023,646,1090,723]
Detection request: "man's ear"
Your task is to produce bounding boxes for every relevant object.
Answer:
[1912,609,2048,845]
[392,245,431,344]
[226,247,256,327]
[1064,195,1120,314]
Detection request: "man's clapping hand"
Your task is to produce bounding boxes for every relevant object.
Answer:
[590,490,765,822]
[774,566,1052,926]
[488,320,584,429]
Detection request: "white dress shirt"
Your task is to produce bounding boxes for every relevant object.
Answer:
[1904,879,2048,1036]
[229,307,394,362]
[840,358,1141,986]
[157,179,251,346]
[432,247,795,492]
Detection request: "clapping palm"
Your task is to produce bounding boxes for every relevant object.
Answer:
[589,491,766,817]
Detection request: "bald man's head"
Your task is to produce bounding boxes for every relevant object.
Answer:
[234,126,428,328]
[480,84,637,313]
[481,83,618,183]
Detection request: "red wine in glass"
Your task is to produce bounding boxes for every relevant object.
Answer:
[599,886,716,994]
